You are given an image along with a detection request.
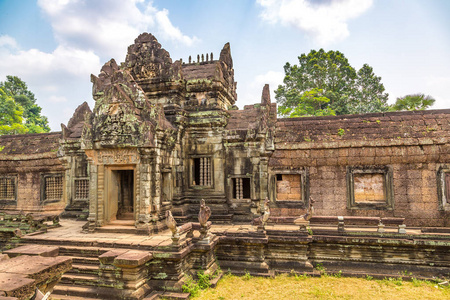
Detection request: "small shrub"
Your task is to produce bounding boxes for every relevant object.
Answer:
[337,128,345,136]
[334,270,343,278]
[365,275,373,281]
[197,270,211,289]
[242,271,252,281]
[315,263,327,275]
[182,275,201,297]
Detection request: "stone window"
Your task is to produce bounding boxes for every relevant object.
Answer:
[192,157,212,186]
[276,174,302,201]
[347,166,393,210]
[437,167,450,211]
[0,175,17,204]
[41,174,63,203]
[232,177,251,199]
[74,178,89,200]
[269,169,308,206]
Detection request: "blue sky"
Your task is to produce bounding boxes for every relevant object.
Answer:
[1,0,449,130]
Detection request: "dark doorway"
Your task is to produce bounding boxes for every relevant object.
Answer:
[116,170,134,220]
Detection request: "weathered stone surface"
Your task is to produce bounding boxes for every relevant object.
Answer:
[3,245,59,258]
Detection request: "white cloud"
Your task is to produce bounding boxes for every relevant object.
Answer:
[238,70,284,107]
[37,0,197,60]
[425,77,450,109]
[0,35,18,49]
[0,1,197,130]
[257,0,373,45]
[156,9,198,46]
[0,37,100,130]
[48,95,68,103]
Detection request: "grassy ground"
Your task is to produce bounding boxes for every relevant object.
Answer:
[191,273,450,300]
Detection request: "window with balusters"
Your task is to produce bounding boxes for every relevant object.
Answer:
[0,175,17,202]
[41,174,63,203]
[232,177,251,199]
[192,157,212,186]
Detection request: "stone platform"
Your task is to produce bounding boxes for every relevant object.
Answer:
[3,220,450,299]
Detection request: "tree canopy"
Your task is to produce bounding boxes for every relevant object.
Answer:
[276,49,390,117]
[0,76,50,135]
[389,94,435,111]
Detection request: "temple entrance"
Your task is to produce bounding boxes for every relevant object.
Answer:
[106,167,135,223]
[116,170,134,220]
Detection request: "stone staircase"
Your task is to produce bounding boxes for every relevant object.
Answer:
[174,192,232,224]
[14,240,191,300]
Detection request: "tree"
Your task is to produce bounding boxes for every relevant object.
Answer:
[0,88,28,135]
[349,64,389,114]
[277,88,335,117]
[0,76,50,133]
[390,94,435,111]
[276,49,390,117]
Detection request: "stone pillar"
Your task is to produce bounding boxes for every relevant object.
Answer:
[97,164,105,227]
[87,160,97,232]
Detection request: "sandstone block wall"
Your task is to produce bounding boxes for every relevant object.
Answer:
[271,110,450,227]
[0,132,65,213]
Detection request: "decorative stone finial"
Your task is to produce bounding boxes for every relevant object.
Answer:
[252,197,270,232]
[211,52,213,61]
[201,54,204,62]
[198,199,211,227]
[197,55,200,63]
[261,84,271,106]
[206,53,209,62]
[165,210,180,243]
[189,55,192,63]
[294,197,315,233]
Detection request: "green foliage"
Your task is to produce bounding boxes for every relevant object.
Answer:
[349,64,389,114]
[380,277,403,286]
[242,271,252,281]
[390,93,435,111]
[182,271,211,297]
[365,275,373,281]
[182,275,201,297]
[0,76,50,135]
[334,270,343,278]
[197,271,211,289]
[276,49,390,117]
[337,128,345,136]
[315,263,327,275]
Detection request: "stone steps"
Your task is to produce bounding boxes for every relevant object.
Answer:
[52,284,104,299]
[70,263,100,275]
[60,273,100,286]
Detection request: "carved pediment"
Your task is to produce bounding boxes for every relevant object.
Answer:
[124,33,179,81]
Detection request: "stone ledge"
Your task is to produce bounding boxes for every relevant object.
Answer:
[3,245,59,258]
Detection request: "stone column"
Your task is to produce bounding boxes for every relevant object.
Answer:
[87,159,97,232]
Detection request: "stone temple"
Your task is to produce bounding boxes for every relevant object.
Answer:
[0,33,449,299]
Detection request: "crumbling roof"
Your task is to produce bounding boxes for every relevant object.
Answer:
[0,132,61,155]
[182,62,217,81]
[226,106,260,130]
[275,109,450,146]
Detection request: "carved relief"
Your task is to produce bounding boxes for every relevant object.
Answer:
[96,149,139,165]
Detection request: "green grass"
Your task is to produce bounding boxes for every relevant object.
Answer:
[192,274,449,300]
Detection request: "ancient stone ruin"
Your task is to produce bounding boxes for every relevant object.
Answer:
[0,33,449,299]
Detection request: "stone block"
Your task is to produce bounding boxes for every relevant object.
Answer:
[114,250,152,268]
[99,249,130,265]
[3,245,59,258]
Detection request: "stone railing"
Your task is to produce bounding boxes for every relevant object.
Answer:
[267,215,406,234]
